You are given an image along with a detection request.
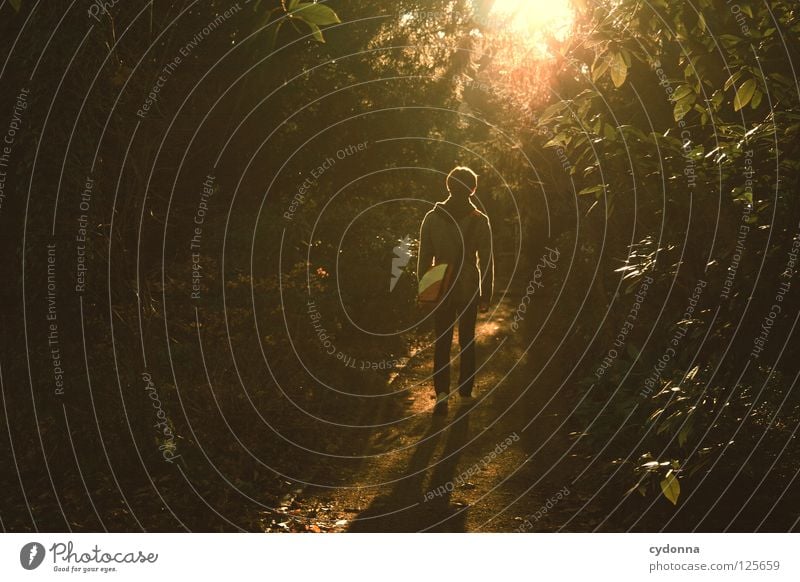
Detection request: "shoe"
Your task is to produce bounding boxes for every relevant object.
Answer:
[433,392,449,415]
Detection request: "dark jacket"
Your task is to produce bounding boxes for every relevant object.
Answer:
[417,199,494,304]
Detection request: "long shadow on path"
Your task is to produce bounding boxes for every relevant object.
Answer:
[348,405,472,532]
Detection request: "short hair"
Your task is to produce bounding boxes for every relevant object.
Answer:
[446,166,478,197]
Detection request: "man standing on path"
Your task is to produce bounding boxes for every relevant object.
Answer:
[418,166,494,415]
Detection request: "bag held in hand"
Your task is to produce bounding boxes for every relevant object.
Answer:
[417,263,453,305]
[417,210,482,307]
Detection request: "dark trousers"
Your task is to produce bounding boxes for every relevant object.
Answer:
[433,295,479,395]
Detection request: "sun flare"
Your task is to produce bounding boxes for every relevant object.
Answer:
[486,0,575,55]
[468,0,577,105]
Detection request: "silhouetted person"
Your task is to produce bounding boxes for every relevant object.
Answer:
[418,166,494,415]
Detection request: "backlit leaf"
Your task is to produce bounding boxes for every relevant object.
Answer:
[292,2,340,26]
[671,85,694,102]
[592,55,610,82]
[733,78,756,111]
[610,51,628,87]
[578,184,605,196]
[673,95,695,121]
[750,89,763,109]
[660,471,680,505]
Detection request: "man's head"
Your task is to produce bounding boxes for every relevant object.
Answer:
[446,166,478,200]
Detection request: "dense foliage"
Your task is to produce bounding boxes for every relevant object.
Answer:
[1,0,798,531]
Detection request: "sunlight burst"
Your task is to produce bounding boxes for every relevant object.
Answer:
[486,0,575,56]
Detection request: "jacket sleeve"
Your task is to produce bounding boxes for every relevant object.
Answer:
[478,215,494,302]
[417,213,434,279]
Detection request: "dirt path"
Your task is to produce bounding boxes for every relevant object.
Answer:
[270,296,599,533]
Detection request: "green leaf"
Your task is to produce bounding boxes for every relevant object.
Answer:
[543,132,569,148]
[724,70,743,91]
[292,2,340,26]
[538,100,569,124]
[734,78,757,111]
[610,51,628,88]
[305,21,324,43]
[9,0,21,10]
[719,34,741,48]
[660,471,680,505]
[591,55,610,82]
[734,188,753,205]
[671,85,694,102]
[710,90,724,108]
[578,184,605,196]
[673,95,695,121]
[750,89,763,109]
[619,47,632,67]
